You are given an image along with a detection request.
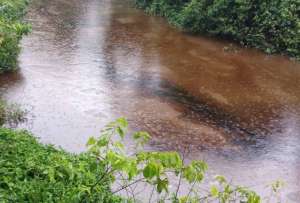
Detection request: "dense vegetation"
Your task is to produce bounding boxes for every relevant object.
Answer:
[0,128,122,202]
[0,118,283,202]
[0,0,30,73]
[135,0,300,59]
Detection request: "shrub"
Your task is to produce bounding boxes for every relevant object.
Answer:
[0,0,30,73]
[0,128,121,202]
[0,119,284,202]
[136,0,300,59]
[86,118,283,202]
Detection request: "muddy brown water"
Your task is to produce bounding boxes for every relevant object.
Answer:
[0,0,300,200]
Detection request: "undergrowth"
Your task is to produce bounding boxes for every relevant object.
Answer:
[0,0,31,73]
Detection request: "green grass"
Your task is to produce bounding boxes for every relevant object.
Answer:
[0,0,31,73]
[0,128,121,202]
[136,0,300,60]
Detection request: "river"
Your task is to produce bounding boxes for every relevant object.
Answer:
[0,0,300,201]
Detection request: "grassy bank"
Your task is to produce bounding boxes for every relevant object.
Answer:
[135,0,300,59]
[0,128,121,202]
[0,0,30,73]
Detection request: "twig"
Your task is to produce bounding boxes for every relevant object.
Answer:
[112,178,145,194]
[148,185,155,203]
[175,147,188,199]
[186,181,196,201]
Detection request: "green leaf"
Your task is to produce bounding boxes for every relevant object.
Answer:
[143,161,160,179]
[114,141,124,151]
[215,175,227,184]
[156,178,168,193]
[210,185,219,197]
[97,137,109,147]
[116,117,128,129]
[179,196,188,203]
[116,127,125,138]
[86,137,96,146]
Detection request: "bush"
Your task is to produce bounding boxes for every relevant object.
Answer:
[86,118,283,202]
[0,0,30,73]
[136,0,300,59]
[0,119,284,202]
[0,128,121,202]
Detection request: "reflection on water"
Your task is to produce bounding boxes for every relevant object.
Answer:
[0,0,300,200]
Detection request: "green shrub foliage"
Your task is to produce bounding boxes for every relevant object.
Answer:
[0,0,30,73]
[0,119,284,202]
[136,0,300,59]
[0,128,121,202]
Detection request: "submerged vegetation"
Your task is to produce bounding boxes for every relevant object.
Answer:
[0,100,27,127]
[135,0,300,59]
[0,118,284,202]
[0,0,30,73]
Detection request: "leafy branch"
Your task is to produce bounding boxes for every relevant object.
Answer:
[86,118,283,203]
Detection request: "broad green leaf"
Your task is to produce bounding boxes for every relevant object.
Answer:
[215,175,227,184]
[210,185,219,197]
[143,161,160,179]
[86,137,96,146]
[156,178,168,193]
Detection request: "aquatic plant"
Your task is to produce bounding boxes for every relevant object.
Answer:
[135,0,300,60]
[0,100,27,127]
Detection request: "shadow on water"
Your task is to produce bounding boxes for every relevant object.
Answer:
[100,0,298,153]
[0,71,24,97]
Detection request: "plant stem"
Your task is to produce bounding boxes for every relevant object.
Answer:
[112,178,145,194]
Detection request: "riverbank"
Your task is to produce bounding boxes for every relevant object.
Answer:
[0,0,30,73]
[135,0,300,60]
[1,125,277,202]
[0,128,121,202]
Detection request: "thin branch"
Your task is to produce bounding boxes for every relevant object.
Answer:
[118,172,136,201]
[186,181,196,201]
[112,178,145,194]
[175,146,188,199]
[90,166,113,192]
[148,185,155,203]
